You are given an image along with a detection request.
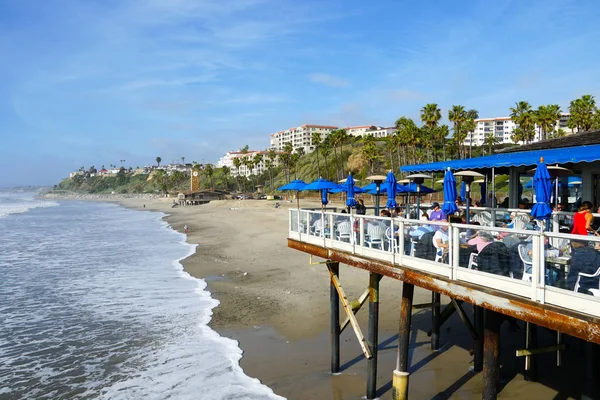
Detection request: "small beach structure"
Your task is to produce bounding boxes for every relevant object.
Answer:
[177,190,222,206]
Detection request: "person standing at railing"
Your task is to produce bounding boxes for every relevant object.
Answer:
[572,201,597,236]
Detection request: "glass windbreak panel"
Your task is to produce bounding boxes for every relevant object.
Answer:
[545,234,600,296]
[458,225,523,278]
[332,213,353,243]
[362,216,391,251]
[308,212,328,237]
[404,220,446,264]
[290,209,302,233]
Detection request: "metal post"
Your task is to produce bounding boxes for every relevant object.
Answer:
[393,282,414,400]
[483,309,502,400]
[375,182,381,216]
[524,323,538,381]
[474,306,484,372]
[465,183,471,224]
[431,292,440,350]
[416,185,421,218]
[367,273,381,400]
[330,262,340,374]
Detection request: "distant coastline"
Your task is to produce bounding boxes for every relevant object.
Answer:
[42,191,162,201]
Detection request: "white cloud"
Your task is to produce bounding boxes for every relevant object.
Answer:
[308,73,350,88]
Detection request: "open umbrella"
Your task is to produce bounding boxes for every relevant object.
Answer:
[302,178,339,211]
[385,171,397,209]
[405,182,435,194]
[441,168,458,216]
[346,174,357,209]
[530,160,553,226]
[277,179,307,208]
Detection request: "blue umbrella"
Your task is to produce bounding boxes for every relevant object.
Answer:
[406,182,435,194]
[277,179,307,208]
[460,181,466,201]
[346,174,357,209]
[531,162,553,222]
[385,172,397,209]
[302,178,339,210]
[479,181,487,206]
[442,169,458,215]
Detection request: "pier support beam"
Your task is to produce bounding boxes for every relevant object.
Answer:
[367,272,381,400]
[473,306,484,372]
[483,309,502,400]
[393,282,414,400]
[431,291,440,351]
[582,341,598,400]
[329,261,340,374]
[524,323,538,382]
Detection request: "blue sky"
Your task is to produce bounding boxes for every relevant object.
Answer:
[1,0,600,186]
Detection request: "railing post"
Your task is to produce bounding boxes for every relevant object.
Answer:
[538,232,546,304]
[360,216,365,249]
[452,226,460,279]
[531,235,541,302]
[329,213,334,241]
[397,220,405,265]
[329,261,340,374]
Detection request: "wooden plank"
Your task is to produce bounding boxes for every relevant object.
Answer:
[327,265,372,359]
[340,288,369,334]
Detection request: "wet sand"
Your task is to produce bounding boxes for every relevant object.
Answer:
[110,197,578,399]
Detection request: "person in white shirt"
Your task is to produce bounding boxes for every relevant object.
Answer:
[432,224,449,255]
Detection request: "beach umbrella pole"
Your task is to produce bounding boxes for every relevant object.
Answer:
[416,185,421,218]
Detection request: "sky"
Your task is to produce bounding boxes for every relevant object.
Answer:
[1,0,600,186]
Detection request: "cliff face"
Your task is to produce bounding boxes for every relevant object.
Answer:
[53,173,188,194]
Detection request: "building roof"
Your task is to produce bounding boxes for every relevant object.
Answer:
[301,124,338,129]
[498,129,600,153]
[345,125,377,130]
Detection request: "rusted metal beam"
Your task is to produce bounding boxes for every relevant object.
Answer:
[290,239,600,345]
[327,264,372,359]
[329,261,340,374]
[451,298,477,340]
[340,288,370,334]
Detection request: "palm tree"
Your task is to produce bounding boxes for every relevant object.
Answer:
[181,156,185,165]
[221,166,231,190]
[510,101,535,144]
[282,142,294,183]
[252,153,263,190]
[535,104,562,141]
[395,117,418,164]
[448,105,466,159]
[337,129,348,176]
[232,157,242,192]
[385,136,396,171]
[156,157,162,167]
[420,103,442,161]
[329,129,342,180]
[483,133,500,154]
[267,149,277,191]
[568,94,597,132]
[204,164,214,190]
[361,135,380,174]
[320,139,331,179]
[311,131,322,177]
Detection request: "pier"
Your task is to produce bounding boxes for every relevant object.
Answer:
[288,208,600,399]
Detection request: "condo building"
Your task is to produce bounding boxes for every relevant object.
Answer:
[269,124,338,153]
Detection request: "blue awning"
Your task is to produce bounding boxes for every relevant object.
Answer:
[400,144,600,173]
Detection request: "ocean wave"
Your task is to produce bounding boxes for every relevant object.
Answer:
[0,200,59,218]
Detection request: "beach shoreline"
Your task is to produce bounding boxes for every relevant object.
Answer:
[44,193,564,399]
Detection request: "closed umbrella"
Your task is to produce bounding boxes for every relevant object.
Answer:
[530,160,553,226]
[385,171,397,209]
[277,179,307,208]
[441,168,458,216]
[302,178,339,211]
[346,174,357,210]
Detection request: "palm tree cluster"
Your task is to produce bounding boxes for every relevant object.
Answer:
[568,94,600,133]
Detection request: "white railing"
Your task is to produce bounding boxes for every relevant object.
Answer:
[289,209,600,318]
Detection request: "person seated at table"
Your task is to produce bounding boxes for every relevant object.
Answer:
[432,220,449,258]
[429,202,446,222]
[468,230,493,252]
[356,199,367,215]
[567,244,600,293]
[421,212,429,221]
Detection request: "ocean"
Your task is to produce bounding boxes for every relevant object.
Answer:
[0,190,283,400]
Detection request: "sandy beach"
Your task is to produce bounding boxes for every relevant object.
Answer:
[94,196,576,399]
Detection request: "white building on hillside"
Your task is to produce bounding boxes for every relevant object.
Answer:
[345,125,378,137]
[368,126,396,138]
[270,124,338,153]
[216,151,243,169]
[230,151,280,177]
[464,113,575,147]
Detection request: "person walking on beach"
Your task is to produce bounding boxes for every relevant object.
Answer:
[184,224,189,234]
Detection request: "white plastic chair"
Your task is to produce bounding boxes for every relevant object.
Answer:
[472,211,493,227]
[385,227,400,253]
[335,221,352,243]
[312,218,325,237]
[434,248,443,263]
[366,225,387,249]
[468,253,478,269]
[574,266,600,296]
[517,244,533,282]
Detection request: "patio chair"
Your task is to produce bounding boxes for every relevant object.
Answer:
[517,244,533,282]
[434,248,444,263]
[385,227,400,253]
[468,253,478,269]
[574,266,600,296]
[312,218,325,237]
[366,225,387,249]
[335,221,352,243]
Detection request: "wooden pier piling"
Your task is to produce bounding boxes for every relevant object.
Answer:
[473,306,484,372]
[431,291,440,351]
[367,272,381,400]
[393,282,414,400]
[329,261,340,374]
[483,309,502,400]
